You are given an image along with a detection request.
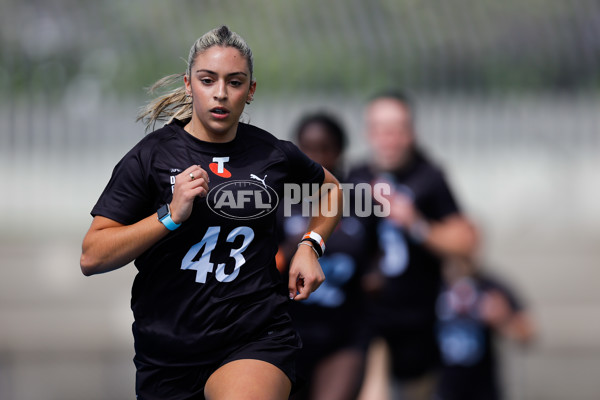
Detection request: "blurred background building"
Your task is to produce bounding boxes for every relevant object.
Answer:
[1,0,599,399]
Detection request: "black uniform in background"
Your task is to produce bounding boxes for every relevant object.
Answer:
[436,273,525,400]
[277,181,377,396]
[349,149,461,380]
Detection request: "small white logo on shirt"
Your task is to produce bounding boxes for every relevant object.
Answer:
[250,174,267,188]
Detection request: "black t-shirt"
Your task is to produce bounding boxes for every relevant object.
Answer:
[349,150,461,329]
[91,119,324,366]
[436,273,525,400]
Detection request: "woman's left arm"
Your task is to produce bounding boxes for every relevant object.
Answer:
[287,168,342,300]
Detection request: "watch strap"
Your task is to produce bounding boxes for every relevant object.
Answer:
[157,204,181,231]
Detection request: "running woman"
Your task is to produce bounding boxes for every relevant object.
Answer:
[350,91,477,399]
[80,26,342,400]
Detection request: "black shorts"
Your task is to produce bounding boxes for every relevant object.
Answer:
[294,319,369,374]
[134,327,301,400]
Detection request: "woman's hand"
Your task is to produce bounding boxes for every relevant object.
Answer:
[170,165,210,224]
[386,191,418,227]
[285,167,341,300]
[287,243,325,301]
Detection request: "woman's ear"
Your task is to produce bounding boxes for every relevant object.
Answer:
[246,80,257,104]
[183,74,192,96]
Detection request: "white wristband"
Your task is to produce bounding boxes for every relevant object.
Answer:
[302,231,326,256]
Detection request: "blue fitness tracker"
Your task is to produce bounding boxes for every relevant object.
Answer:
[157,204,181,231]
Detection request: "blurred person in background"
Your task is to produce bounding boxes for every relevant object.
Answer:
[435,254,535,400]
[277,113,376,400]
[80,26,342,400]
[350,91,478,400]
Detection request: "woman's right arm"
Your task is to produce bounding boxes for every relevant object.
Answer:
[80,215,170,276]
[80,165,209,276]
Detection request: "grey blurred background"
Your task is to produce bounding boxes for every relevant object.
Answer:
[1,0,599,399]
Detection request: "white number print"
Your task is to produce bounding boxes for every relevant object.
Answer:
[181,226,255,283]
[378,219,409,277]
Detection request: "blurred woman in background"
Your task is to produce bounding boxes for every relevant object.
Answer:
[350,91,478,400]
[277,113,376,400]
[435,253,535,400]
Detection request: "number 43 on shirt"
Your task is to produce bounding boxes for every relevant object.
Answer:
[181,226,255,283]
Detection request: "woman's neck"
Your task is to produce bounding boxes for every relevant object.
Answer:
[184,117,238,143]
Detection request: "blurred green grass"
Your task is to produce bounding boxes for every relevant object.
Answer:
[1,0,599,101]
